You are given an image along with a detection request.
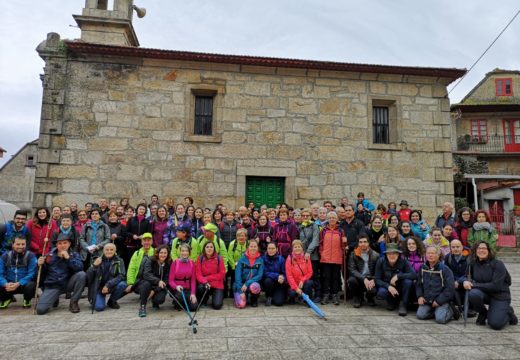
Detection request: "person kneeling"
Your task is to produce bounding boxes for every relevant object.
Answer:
[0,236,37,309]
[233,239,264,308]
[416,246,456,324]
[195,242,226,309]
[87,243,126,312]
[347,234,379,308]
[36,233,86,315]
[286,240,313,304]
[262,243,287,307]
[169,243,197,311]
[374,243,417,316]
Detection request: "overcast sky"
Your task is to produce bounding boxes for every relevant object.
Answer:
[0,0,519,167]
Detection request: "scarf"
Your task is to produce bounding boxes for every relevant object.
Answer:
[137,215,145,222]
[90,221,99,245]
[301,220,313,228]
[60,226,71,236]
[246,249,260,266]
[179,257,189,263]
[473,222,492,232]
[291,252,304,261]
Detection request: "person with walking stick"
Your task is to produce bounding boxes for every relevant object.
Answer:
[35,233,86,315]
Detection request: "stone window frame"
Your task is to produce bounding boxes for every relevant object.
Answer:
[26,155,36,167]
[367,95,403,151]
[184,84,224,143]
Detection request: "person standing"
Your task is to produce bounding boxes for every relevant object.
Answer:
[0,210,31,255]
[27,207,58,257]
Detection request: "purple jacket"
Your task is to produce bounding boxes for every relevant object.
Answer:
[403,251,424,273]
[151,219,169,248]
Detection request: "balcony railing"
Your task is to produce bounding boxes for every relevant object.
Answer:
[456,135,520,153]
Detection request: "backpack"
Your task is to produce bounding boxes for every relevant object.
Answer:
[3,251,30,270]
[200,254,221,268]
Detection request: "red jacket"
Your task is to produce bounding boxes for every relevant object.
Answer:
[169,259,196,295]
[195,253,226,289]
[285,254,313,291]
[319,225,345,265]
[398,209,411,222]
[27,219,58,256]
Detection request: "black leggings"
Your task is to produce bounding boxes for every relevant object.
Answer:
[196,284,224,310]
[134,281,166,306]
[262,277,286,306]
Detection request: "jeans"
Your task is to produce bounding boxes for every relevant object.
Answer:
[0,281,36,302]
[469,288,512,330]
[376,278,413,307]
[416,303,453,324]
[94,281,127,311]
[36,271,87,315]
[262,277,287,306]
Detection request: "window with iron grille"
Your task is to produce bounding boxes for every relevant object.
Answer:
[496,78,513,96]
[194,96,214,136]
[26,155,35,167]
[372,106,390,144]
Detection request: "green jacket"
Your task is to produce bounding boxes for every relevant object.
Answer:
[170,237,200,262]
[198,236,229,271]
[227,239,248,270]
[468,228,497,251]
[126,247,155,285]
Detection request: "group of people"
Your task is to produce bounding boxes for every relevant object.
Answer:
[0,193,516,330]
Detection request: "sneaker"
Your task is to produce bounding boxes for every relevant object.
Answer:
[0,299,12,309]
[107,299,120,309]
[139,305,147,317]
[23,299,32,309]
[321,294,330,305]
[69,301,80,313]
[352,296,362,308]
[467,309,477,318]
[386,303,397,311]
[366,296,376,307]
[251,300,258,308]
[476,312,487,326]
[509,307,518,326]
[398,302,407,316]
[450,302,460,320]
[312,296,322,304]
[265,297,272,307]
[332,294,340,306]
[288,297,296,305]
[152,303,160,310]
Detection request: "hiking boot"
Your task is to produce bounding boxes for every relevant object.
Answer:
[332,294,340,305]
[398,302,407,316]
[152,303,160,310]
[265,297,272,307]
[450,302,460,320]
[509,307,518,326]
[65,292,71,299]
[386,302,397,311]
[321,293,330,305]
[352,296,362,308]
[467,309,477,318]
[251,298,258,308]
[139,304,147,317]
[312,296,321,304]
[476,311,487,326]
[23,299,32,309]
[69,301,80,314]
[107,299,120,309]
[53,298,59,308]
[288,297,296,305]
[0,299,12,309]
[366,296,376,307]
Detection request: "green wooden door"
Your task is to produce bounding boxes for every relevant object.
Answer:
[246,177,285,208]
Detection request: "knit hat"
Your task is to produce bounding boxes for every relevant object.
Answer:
[384,243,402,254]
[203,223,218,234]
[141,232,153,239]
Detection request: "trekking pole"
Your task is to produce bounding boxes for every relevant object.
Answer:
[189,286,209,326]
[33,224,52,315]
[343,249,348,305]
[167,288,195,321]
[181,290,198,334]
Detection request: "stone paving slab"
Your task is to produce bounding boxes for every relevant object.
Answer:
[1,263,519,359]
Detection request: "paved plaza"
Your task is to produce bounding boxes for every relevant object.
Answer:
[2,263,519,359]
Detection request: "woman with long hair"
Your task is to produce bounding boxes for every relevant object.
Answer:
[27,207,58,256]
[468,210,498,251]
[454,207,474,247]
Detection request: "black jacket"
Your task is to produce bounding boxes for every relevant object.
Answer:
[87,255,126,292]
[142,257,171,289]
[348,247,379,281]
[374,256,417,289]
[464,259,511,301]
[416,261,455,306]
[340,218,365,248]
[125,217,151,248]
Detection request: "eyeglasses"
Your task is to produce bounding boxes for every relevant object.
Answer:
[79,214,87,217]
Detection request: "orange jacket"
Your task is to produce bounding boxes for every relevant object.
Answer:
[319,225,345,265]
[285,254,313,291]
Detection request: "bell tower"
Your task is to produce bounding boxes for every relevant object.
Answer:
[73,0,144,47]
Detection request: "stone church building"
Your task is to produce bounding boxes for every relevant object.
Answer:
[33,0,465,219]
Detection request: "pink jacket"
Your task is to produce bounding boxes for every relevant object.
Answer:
[168,259,196,295]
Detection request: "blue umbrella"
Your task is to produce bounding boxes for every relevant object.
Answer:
[301,293,327,320]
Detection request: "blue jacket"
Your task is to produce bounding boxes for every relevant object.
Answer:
[0,221,31,255]
[444,252,469,284]
[262,253,286,282]
[233,253,264,292]
[0,250,37,286]
[42,248,84,288]
[357,199,375,212]
[416,262,455,306]
[410,221,430,241]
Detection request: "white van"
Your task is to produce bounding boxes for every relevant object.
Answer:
[0,200,20,225]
